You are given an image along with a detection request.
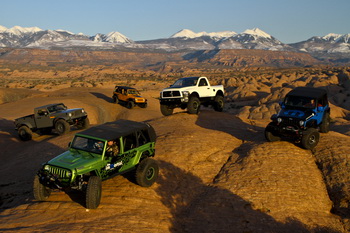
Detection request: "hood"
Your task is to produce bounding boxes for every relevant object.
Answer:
[163,86,192,91]
[57,108,87,117]
[60,108,84,114]
[279,109,311,119]
[47,150,101,171]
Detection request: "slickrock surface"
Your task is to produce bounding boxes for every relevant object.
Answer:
[1,68,350,232]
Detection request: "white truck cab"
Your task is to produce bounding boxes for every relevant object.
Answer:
[159,76,225,116]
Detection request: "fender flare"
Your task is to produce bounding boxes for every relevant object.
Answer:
[17,122,33,130]
[53,117,68,125]
[215,90,224,97]
[189,92,199,99]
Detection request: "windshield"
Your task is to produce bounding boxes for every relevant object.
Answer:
[71,136,105,155]
[47,104,67,113]
[170,77,198,88]
[128,89,140,95]
[284,96,316,109]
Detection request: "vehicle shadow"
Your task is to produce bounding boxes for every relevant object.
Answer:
[90,92,113,103]
[0,118,68,212]
[156,160,340,232]
[195,109,266,160]
[196,109,265,142]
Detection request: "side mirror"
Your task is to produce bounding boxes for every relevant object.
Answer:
[271,114,277,121]
[279,101,285,109]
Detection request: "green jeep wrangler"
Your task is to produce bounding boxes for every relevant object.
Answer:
[33,119,158,209]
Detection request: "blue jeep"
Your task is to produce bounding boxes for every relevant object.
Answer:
[265,87,330,149]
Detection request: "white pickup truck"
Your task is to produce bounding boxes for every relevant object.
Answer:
[159,76,225,116]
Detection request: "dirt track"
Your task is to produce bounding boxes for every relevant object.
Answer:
[0,87,348,232]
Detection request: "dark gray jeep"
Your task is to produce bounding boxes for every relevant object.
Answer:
[14,103,89,141]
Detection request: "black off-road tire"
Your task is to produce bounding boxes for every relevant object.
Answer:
[85,176,102,209]
[140,103,147,108]
[77,117,90,129]
[301,128,320,150]
[320,112,330,133]
[160,104,174,116]
[135,158,159,187]
[55,119,70,135]
[127,101,135,109]
[18,125,33,141]
[33,175,51,201]
[187,96,200,114]
[264,123,281,142]
[213,95,224,112]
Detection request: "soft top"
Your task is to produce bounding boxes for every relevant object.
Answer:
[77,119,156,142]
[286,87,327,99]
[35,103,65,109]
[115,86,137,90]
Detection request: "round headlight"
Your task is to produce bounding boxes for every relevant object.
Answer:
[299,120,304,126]
[277,118,282,123]
[67,170,72,177]
[44,165,50,171]
[68,112,72,117]
[82,109,85,113]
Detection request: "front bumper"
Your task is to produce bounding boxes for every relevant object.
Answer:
[159,97,184,105]
[37,168,71,189]
[268,123,305,138]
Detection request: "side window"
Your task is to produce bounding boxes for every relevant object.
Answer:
[123,133,137,151]
[318,95,328,107]
[137,130,150,146]
[37,109,48,116]
[198,78,208,86]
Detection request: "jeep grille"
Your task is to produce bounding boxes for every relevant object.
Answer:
[280,117,300,127]
[47,166,71,179]
[162,91,181,98]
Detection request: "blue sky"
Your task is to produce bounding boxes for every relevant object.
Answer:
[1,0,349,43]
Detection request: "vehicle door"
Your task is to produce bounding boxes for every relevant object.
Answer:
[119,133,139,172]
[119,88,129,102]
[197,78,213,97]
[315,96,327,124]
[35,108,53,128]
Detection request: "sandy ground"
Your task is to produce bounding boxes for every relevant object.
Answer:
[0,87,348,232]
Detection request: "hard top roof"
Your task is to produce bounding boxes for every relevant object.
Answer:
[76,119,155,141]
[114,86,137,90]
[286,87,327,99]
[35,103,65,109]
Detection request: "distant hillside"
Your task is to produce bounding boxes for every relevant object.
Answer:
[0,48,321,71]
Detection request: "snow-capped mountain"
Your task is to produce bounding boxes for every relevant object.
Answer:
[1,25,43,36]
[289,33,350,54]
[220,28,287,50]
[144,28,289,51]
[171,29,237,39]
[91,31,133,43]
[0,25,349,62]
[0,25,133,48]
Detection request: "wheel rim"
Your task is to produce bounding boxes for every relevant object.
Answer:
[146,167,155,180]
[218,100,224,108]
[19,129,25,137]
[57,124,63,132]
[193,101,199,110]
[309,134,316,144]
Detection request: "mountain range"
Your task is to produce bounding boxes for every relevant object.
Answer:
[0,25,349,62]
